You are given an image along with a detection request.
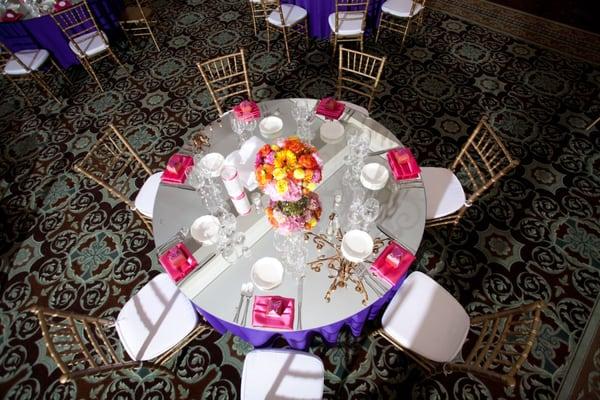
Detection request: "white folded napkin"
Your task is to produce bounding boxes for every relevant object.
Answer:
[225,136,266,190]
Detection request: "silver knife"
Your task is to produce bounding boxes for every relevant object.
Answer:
[367,146,402,157]
[296,275,304,330]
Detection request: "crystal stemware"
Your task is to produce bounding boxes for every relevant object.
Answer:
[362,197,380,230]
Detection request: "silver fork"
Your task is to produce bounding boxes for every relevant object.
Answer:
[240,282,254,326]
[156,227,188,254]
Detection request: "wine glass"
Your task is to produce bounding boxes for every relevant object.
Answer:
[230,115,245,145]
[362,198,380,230]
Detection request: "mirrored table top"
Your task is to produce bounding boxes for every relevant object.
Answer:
[153,98,426,331]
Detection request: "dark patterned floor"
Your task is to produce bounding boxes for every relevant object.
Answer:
[0,0,599,399]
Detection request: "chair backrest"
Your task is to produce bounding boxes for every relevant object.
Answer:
[259,0,284,23]
[73,124,153,230]
[197,48,252,116]
[337,46,386,111]
[452,117,519,205]
[50,1,107,57]
[28,305,139,383]
[334,0,370,34]
[449,301,544,388]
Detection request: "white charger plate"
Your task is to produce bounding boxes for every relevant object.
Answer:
[251,257,284,291]
[360,162,389,191]
[259,116,283,137]
[190,215,220,244]
[319,120,345,143]
[341,230,374,263]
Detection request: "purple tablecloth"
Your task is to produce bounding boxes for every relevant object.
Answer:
[196,273,407,350]
[0,0,123,69]
[284,0,386,39]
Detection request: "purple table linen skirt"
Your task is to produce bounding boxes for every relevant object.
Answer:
[0,0,123,69]
[196,273,407,350]
[284,0,386,39]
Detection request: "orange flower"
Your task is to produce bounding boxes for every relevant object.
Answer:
[286,139,305,154]
[259,145,272,157]
[298,154,317,169]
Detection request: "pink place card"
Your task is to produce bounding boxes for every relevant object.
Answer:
[53,0,72,11]
[2,10,23,22]
[386,148,421,180]
[252,295,295,330]
[233,100,261,122]
[161,154,194,184]
[158,243,198,282]
[316,97,345,120]
[371,242,415,286]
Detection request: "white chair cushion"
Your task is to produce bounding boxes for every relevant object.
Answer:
[340,101,369,116]
[69,30,110,57]
[134,171,162,218]
[381,271,470,363]
[421,167,466,220]
[328,11,364,36]
[381,0,423,18]
[115,273,199,361]
[267,4,307,27]
[3,49,49,75]
[241,349,325,400]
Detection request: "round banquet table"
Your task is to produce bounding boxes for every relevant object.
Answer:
[284,0,385,39]
[0,0,123,69]
[153,98,426,349]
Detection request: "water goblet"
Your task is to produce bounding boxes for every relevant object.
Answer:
[362,197,380,230]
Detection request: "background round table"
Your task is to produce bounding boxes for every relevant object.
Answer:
[284,0,385,39]
[153,98,426,349]
[0,0,123,69]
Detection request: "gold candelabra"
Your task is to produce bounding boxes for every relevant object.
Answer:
[304,220,388,305]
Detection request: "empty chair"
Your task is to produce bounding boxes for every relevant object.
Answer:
[248,0,268,36]
[376,0,426,46]
[261,0,308,64]
[29,273,209,384]
[422,116,519,228]
[241,349,325,400]
[197,48,253,116]
[120,0,161,51]
[51,0,129,91]
[73,124,161,232]
[0,42,70,106]
[337,46,386,112]
[329,0,370,55]
[375,272,544,388]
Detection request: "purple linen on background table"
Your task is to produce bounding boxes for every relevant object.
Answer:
[196,273,407,350]
[0,0,123,69]
[284,0,385,39]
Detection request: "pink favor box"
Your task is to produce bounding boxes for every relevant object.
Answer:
[158,243,198,282]
[161,154,194,184]
[233,101,261,122]
[316,97,345,120]
[370,242,415,286]
[386,148,421,181]
[252,295,295,330]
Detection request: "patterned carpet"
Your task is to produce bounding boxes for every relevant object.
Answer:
[1,0,599,398]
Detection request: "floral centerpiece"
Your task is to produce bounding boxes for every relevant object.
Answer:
[255,136,323,234]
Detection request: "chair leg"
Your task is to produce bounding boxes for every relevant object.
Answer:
[33,73,62,105]
[51,58,71,85]
[147,23,161,52]
[110,50,131,78]
[81,59,104,91]
[304,19,309,48]
[360,36,363,52]
[375,12,383,42]
[7,77,32,106]
[282,27,291,63]
[331,34,337,57]
[266,25,271,52]
[250,3,258,36]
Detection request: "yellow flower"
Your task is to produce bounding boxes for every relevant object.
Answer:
[293,168,305,180]
[285,150,297,166]
[273,168,286,180]
[275,151,286,165]
[306,182,317,191]
[308,218,317,227]
[276,180,288,193]
[271,145,280,151]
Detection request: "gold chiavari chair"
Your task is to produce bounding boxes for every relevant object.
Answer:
[51,0,129,91]
[375,0,426,47]
[261,0,308,64]
[373,272,544,388]
[336,46,386,112]
[422,117,519,228]
[73,124,162,232]
[120,0,160,51]
[328,0,370,55]
[586,115,600,131]
[0,42,70,106]
[28,274,211,384]
[248,0,268,36]
[197,48,252,116]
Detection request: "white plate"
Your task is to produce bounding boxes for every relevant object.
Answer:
[259,116,283,136]
[360,162,389,191]
[251,257,284,291]
[200,153,225,178]
[319,120,345,143]
[341,230,374,263]
[190,215,220,244]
